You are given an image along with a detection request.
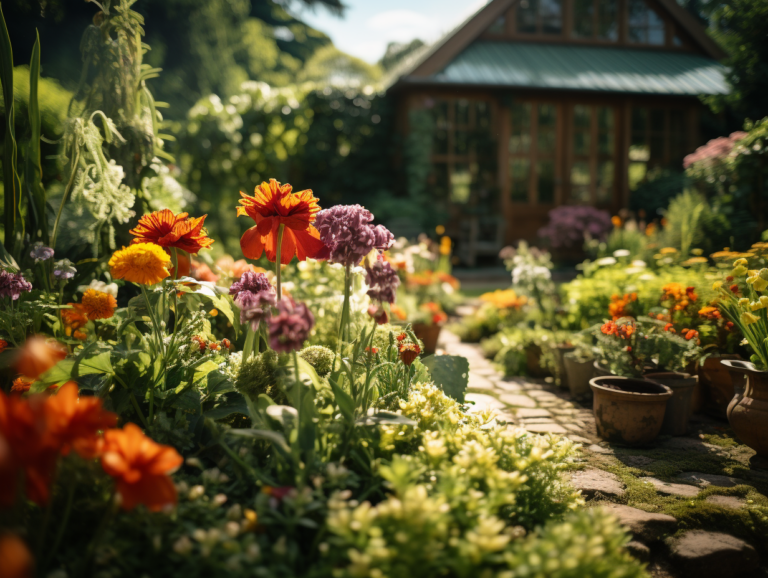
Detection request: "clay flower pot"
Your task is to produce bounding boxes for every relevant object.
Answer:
[645,372,697,436]
[720,360,749,421]
[698,354,742,419]
[725,360,768,458]
[590,376,672,446]
[564,353,593,399]
[412,323,441,355]
[555,344,576,388]
[525,344,550,378]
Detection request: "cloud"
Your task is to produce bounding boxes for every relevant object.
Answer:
[366,9,435,31]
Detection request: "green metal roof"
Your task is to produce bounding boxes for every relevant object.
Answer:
[410,42,728,95]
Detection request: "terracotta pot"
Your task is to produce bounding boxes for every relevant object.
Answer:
[721,360,749,421]
[555,344,576,388]
[645,372,697,436]
[698,354,742,419]
[685,359,703,413]
[412,323,441,355]
[593,359,614,378]
[525,344,550,378]
[590,376,672,446]
[564,353,593,399]
[725,361,768,458]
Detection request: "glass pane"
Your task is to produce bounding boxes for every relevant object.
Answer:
[509,102,532,154]
[596,161,614,203]
[434,100,450,129]
[598,107,614,155]
[631,108,647,133]
[456,99,470,127]
[430,163,450,199]
[488,16,506,34]
[648,9,665,45]
[541,0,563,34]
[597,0,618,40]
[650,134,665,160]
[628,0,647,43]
[537,104,557,154]
[475,101,492,130]
[650,109,665,132]
[599,131,614,156]
[517,0,538,33]
[570,161,591,203]
[450,164,472,204]
[673,35,683,46]
[573,0,594,38]
[537,161,555,203]
[573,105,591,157]
[455,130,469,155]
[598,107,613,131]
[574,105,591,130]
[510,158,530,202]
[434,129,449,155]
[574,131,590,156]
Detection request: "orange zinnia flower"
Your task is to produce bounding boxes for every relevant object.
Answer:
[0,391,58,505]
[129,209,214,255]
[100,423,183,512]
[237,179,325,264]
[10,377,34,394]
[62,304,88,332]
[0,533,34,578]
[80,289,117,320]
[45,383,117,459]
[14,337,66,380]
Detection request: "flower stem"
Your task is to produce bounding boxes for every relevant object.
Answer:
[45,477,76,572]
[339,264,351,343]
[275,224,285,300]
[50,147,80,250]
[171,247,179,281]
[140,284,165,424]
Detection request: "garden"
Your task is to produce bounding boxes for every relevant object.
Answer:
[2,0,768,577]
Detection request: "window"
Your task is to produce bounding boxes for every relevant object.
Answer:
[573,0,618,40]
[569,105,615,205]
[487,15,506,34]
[628,0,665,45]
[629,107,688,190]
[516,0,563,35]
[423,98,497,206]
[508,102,560,204]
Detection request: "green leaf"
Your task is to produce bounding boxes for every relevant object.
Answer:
[227,428,291,455]
[33,351,113,392]
[206,370,236,396]
[204,395,249,420]
[329,377,355,422]
[177,281,238,335]
[0,4,21,253]
[193,360,220,384]
[171,388,201,412]
[421,354,469,402]
[26,31,47,243]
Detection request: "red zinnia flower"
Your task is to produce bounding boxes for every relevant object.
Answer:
[130,209,214,255]
[399,343,421,366]
[236,179,325,264]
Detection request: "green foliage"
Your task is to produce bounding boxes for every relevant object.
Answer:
[420,354,469,402]
[297,45,381,85]
[658,190,730,258]
[235,349,285,403]
[379,39,426,72]
[298,345,334,376]
[449,303,503,342]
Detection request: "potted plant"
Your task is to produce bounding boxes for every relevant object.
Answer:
[411,301,447,354]
[713,257,768,457]
[564,343,595,399]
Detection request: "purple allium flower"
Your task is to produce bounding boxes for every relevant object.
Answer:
[229,271,272,300]
[30,242,54,263]
[235,287,277,331]
[314,205,394,267]
[268,298,314,353]
[0,270,32,300]
[537,206,612,249]
[53,259,77,280]
[365,258,399,304]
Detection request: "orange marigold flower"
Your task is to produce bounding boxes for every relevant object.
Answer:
[365,346,379,354]
[191,336,206,352]
[45,383,117,459]
[664,323,675,332]
[208,342,221,351]
[73,330,87,341]
[725,321,735,330]
[0,339,7,354]
[730,284,739,294]
[191,260,218,283]
[80,289,117,320]
[222,338,231,349]
[0,533,34,578]
[130,209,214,255]
[109,243,171,286]
[100,423,183,512]
[390,304,407,321]
[685,329,699,340]
[396,332,407,342]
[14,337,66,380]
[611,216,622,228]
[432,312,448,325]
[62,304,88,331]
[10,377,34,394]
[237,179,324,265]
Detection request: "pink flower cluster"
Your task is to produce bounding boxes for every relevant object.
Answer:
[683,131,747,169]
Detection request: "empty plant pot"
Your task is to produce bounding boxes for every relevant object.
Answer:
[590,376,672,446]
[412,323,441,355]
[564,353,593,399]
[555,344,576,389]
[645,372,697,436]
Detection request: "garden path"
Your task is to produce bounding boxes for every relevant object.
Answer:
[439,329,768,578]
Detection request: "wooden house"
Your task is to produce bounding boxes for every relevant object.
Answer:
[385,0,728,260]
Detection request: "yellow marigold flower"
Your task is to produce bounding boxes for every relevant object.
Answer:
[746,271,768,292]
[80,288,117,320]
[712,281,723,290]
[109,243,171,285]
[742,311,760,325]
[659,247,678,255]
[734,258,749,267]
[731,265,748,277]
[611,215,622,228]
[738,298,750,307]
[750,300,766,311]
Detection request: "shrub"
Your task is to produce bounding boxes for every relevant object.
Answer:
[538,205,613,249]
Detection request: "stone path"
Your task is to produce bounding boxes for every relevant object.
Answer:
[439,329,768,578]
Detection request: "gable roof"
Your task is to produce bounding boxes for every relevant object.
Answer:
[411,41,728,95]
[387,0,727,91]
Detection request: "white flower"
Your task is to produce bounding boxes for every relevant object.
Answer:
[596,257,617,266]
[613,249,630,258]
[78,279,118,298]
[630,260,647,268]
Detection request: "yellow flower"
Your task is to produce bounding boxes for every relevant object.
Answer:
[738,298,750,307]
[741,311,760,325]
[746,271,768,292]
[80,289,117,320]
[109,243,171,285]
[733,258,749,267]
[750,300,766,311]
[712,281,723,290]
[659,247,678,255]
[731,265,748,277]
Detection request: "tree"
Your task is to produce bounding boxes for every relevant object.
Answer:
[379,39,426,72]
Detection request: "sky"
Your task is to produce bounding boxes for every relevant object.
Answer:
[294,0,489,64]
